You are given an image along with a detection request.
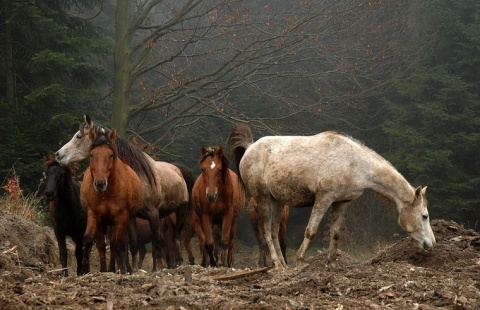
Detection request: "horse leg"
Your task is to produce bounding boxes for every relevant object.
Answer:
[53,228,68,276]
[145,209,165,270]
[94,228,107,272]
[127,218,138,272]
[227,221,237,268]
[257,223,267,268]
[259,199,287,269]
[193,217,207,266]
[138,243,146,270]
[201,214,216,267]
[183,229,195,265]
[270,202,287,266]
[214,224,223,266]
[279,208,288,265]
[81,209,98,275]
[112,213,130,274]
[73,235,84,276]
[327,201,350,268]
[174,202,189,266]
[296,195,332,264]
[220,210,234,267]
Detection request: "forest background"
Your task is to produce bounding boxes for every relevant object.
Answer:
[1,0,479,252]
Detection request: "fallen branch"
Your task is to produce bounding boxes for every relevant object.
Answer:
[212,266,273,281]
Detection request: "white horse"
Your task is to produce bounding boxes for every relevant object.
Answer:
[228,123,436,269]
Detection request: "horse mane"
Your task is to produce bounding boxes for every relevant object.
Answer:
[227,123,254,190]
[200,146,231,185]
[44,154,74,175]
[85,120,157,187]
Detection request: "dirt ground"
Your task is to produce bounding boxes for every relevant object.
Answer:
[0,209,479,310]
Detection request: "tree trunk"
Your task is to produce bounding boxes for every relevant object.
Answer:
[111,0,132,137]
[4,0,15,108]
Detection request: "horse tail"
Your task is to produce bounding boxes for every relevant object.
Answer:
[228,123,254,190]
[174,163,195,235]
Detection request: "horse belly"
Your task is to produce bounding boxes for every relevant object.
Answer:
[263,162,316,207]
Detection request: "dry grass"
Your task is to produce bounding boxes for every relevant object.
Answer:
[1,171,46,225]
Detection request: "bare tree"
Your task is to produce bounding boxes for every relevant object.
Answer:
[106,0,417,155]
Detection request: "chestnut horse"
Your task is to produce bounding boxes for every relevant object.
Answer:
[229,123,436,269]
[55,115,190,268]
[81,128,144,274]
[191,146,245,267]
[43,156,104,276]
[247,197,289,267]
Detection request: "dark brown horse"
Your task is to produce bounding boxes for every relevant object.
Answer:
[247,197,289,267]
[134,215,178,270]
[44,155,102,276]
[191,146,245,267]
[80,128,144,274]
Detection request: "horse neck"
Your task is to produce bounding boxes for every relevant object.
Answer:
[369,162,415,210]
[56,173,82,213]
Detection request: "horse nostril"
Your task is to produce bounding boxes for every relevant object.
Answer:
[423,240,432,250]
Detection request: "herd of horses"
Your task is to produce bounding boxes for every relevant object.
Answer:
[43,115,436,276]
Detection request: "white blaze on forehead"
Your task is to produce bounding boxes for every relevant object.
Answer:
[210,161,216,169]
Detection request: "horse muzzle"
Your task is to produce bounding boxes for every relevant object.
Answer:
[93,179,108,192]
[206,192,218,203]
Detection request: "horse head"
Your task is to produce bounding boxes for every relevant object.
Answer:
[44,156,66,201]
[55,114,110,165]
[88,127,118,193]
[398,186,436,250]
[199,146,230,203]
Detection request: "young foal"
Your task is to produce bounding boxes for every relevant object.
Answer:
[44,156,88,276]
[229,123,436,269]
[192,146,245,267]
[247,197,289,267]
[81,128,143,274]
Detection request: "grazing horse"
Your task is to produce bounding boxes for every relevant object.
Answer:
[228,123,436,269]
[44,156,99,276]
[81,128,144,274]
[247,197,289,267]
[55,115,190,267]
[192,146,245,267]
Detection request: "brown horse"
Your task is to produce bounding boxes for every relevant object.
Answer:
[80,127,144,274]
[191,146,245,267]
[55,115,190,268]
[247,197,289,267]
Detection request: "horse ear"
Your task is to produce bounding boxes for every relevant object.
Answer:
[109,128,117,143]
[421,186,427,196]
[200,146,206,155]
[84,114,92,126]
[414,186,423,198]
[88,127,96,141]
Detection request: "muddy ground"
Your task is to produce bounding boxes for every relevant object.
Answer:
[0,209,479,309]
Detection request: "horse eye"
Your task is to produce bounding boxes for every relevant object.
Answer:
[422,214,429,220]
[89,153,93,158]
[76,134,82,139]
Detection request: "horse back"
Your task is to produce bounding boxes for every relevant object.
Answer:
[241,132,373,206]
[151,161,189,215]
